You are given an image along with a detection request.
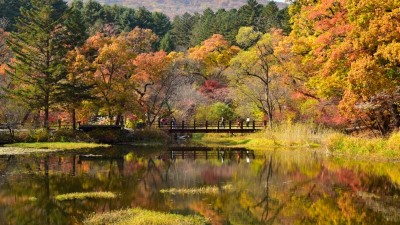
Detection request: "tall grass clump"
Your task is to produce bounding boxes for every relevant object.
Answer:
[196,122,336,148]
[265,122,335,147]
[84,208,209,225]
[327,131,400,158]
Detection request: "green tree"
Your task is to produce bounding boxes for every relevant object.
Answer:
[257,2,280,32]
[82,0,104,32]
[160,31,175,53]
[236,26,262,49]
[152,12,172,38]
[230,31,285,128]
[195,102,235,122]
[172,13,197,50]
[118,8,136,32]
[63,0,88,49]
[0,0,31,31]
[190,8,216,46]
[6,0,69,128]
[134,7,154,29]
[237,0,262,27]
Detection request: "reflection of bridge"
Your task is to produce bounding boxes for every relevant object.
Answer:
[158,120,267,133]
[160,147,256,161]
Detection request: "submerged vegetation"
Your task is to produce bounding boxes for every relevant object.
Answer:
[160,184,232,195]
[84,208,209,225]
[56,192,116,201]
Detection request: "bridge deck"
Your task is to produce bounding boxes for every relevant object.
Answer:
[158,120,266,133]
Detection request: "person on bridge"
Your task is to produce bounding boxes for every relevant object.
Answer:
[171,117,176,129]
[236,116,241,128]
[221,116,225,128]
[246,117,250,127]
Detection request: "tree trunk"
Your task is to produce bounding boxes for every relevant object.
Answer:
[71,108,76,130]
[44,106,49,129]
[21,110,31,126]
[392,103,400,128]
[268,112,273,129]
[115,113,123,126]
[108,110,113,125]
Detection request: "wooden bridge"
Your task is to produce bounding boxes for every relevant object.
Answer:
[158,120,267,133]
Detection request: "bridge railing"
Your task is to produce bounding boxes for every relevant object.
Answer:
[157,120,267,130]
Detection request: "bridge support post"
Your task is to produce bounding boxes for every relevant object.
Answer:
[253,120,255,130]
[194,120,196,130]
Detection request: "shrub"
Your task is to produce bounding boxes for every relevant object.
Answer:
[50,129,91,142]
[31,129,50,142]
[196,102,236,122]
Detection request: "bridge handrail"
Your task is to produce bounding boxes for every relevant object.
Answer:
[157,120,267,130]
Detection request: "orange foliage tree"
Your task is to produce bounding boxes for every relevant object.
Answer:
[68,27,159,125]
[285,0,400,132]
[132,51,180,125]
[188,34,240,80]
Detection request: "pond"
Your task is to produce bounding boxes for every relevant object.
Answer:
[0,145,399,224]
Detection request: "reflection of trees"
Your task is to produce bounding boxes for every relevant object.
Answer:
[0,153,148,225]
[0,150,400,224]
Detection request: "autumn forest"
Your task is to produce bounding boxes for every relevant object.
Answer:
[0,0,400,136]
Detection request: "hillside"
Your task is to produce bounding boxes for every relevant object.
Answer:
[79,0,288,18]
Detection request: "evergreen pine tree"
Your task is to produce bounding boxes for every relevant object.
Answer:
[190,8,216,46]
[57,1,93,129]
[6,0,68,128]
[160,31,175,53]
[237,0,262,27]
[172,13,197,50]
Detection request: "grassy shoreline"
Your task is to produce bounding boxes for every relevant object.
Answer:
[4,142,110,150]
[192,123,400,160]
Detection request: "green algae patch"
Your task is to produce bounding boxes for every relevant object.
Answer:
[55,192,116,201]
[4,142,110,150]
[84,208,209,225]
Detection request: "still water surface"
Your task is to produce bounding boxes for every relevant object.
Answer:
[0,145,399,224]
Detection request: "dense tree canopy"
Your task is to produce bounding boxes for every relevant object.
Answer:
[1,0,399,134]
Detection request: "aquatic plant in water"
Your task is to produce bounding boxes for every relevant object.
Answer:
[160,184,232,195]
[84,208,209,225]
[55,192,116,201]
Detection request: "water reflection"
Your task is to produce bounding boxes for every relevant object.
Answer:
[0,146,399,224]
[161,147,255,163]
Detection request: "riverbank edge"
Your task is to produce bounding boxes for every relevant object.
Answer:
[190,131,400,161]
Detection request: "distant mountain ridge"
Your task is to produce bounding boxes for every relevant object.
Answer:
[75,0,288,18]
